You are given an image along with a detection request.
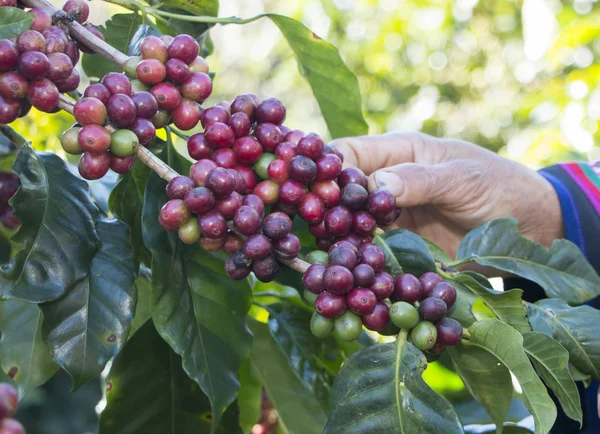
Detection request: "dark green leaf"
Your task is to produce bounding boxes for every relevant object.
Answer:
[423,237,452,263]
[149,0,216,40]
[1,146,99,303]
[238,359,262,432]
[527,298,600,379]
[466,319,557,434]
[82,14,143,79]
[0,300,57,397]
[374,228,437,276]
[447,278,478,327]
[452,272,531,333]
[448,344,513,431]
[248,318,327,434]
[454,218,600,305]
[325,332,463,434]
[522,332,582,423]
[142,139,252,432]
[0,125,26,157]
[264,303,334,409]
[267,14,368,139]
[100,320,242,434]
[40,220,137,390]
[130,267,152,337]
[109,159,152,266]
[0,7,33,39]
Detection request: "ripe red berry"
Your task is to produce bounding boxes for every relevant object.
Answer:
[228,112,251,138]
[328,244,358,270]
[255,97,286,124]
[0,418,25,434]
[17,30,46,53]
[130,118,156,146]
[189,159,217,186]
[0,384,18,419]
[200,106,229,128]
[171,98,201,130]
[74,97,107,126]
[252,254,280,282]
[298,192,325,224]
[78,152,111,180]
[109,154,134,174]
[303,264,326,294]
[0,96,20,124]
[419,297,448,322]
[29,8,52,32]
[420,272,444,296]
[214,191,242,218]
[151,82,181,110]
[225,256,251,280]
[347,288,377,315]
[198,210,227,239]
[204,122,235,149]
[311,181,341,207]
[136,59,167,85]
[199,236,226,252]
[275,141,297,163]
[297,133,324,159]
[27,78,59,112]
[266,159,288,183]
[212,148,237,169]
[352,211,377,236]
[183,187,214,215]
[167,176,195,200]
[187,133,212,161]
[205,167,236,197]
[323,265,354,295]
[233,136,262,165]
[54,68,80,92]
[231,93,257,119]
[262,211,292,240]
[167,34,199,64]
[165,58,189,83]
[78,124,111,153]
[315,291,347,318]
[324,206,353,237]
[230,168,247,193]
[362,301,390,331]
[46,52,73,82]
[436,318,463,346]
[255,122,282,152]
[129,92,158,120]
[288,155,317,183]
[17,51,49,80]
[0,72,28,100]
[430,282,457,309]
[253,180,279,205]
[63,0,90,22]
[243,234,271,260]
[107,93,137,127]
[84,83,111,105]
[235,165,257,194]
[367,189,396,216]
[353,263,375,287]
[315,154,342,182]
[141,36,168,62]
[273,233,300,260]
[180,72,212,102]
[340,183,368,211]
[358,243,386,272]
[395,274,425,304]
[223,233,244,254]
[102,72,132,96]
[233,205,261,236]
[0,40,18,73]
[376,208,401,226]
[278,179,305,205]
[338,167,368,189]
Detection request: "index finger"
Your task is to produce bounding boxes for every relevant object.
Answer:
[329,132,423,175]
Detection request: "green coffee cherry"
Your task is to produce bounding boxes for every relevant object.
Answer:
[253,153,276,180]
[110,129,139,157]
[123,56,142,78]
[306,250,329,265]
[303,290,318,305]
[333,311,362,342]
[310,312,334,338]
[411,321,437,351]
[60,127,83,155]
[178,218,200,244]
[130,79,150,93]
[390,301,420,329]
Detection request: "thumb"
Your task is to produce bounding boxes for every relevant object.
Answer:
[368,162,455,208]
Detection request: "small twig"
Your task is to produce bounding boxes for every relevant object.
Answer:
[20,0,130,67]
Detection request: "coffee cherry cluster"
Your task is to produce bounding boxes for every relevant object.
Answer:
[0,383,25,434]
[0,0,100,124]
[0,171,20,230]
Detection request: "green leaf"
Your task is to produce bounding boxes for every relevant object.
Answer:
[0,300,57,397]
[1,146,100,303]
[264,303,335,409]
[454,218,600,305]
[149,0,218,17]
[100,320,242,434]
[238,359,262,432]
[130,267,152,337]
[374,228,437,276]
[522,332,582,423]
[150,0,216,41]
[466,319,557,434]
[423,237,452,263]
[452,272,531,333]
[0,7,33,39]
[448,344,513,433]
[0,125,26,157]
[109,159,152,266]
[527,298,600,379]
[248,318,327,434]
[267,14,368,139]
[142,139,252,432]
[447,278,478,327]
[325,332,463,434]
[40,220,138,390]
[82,13,143,79]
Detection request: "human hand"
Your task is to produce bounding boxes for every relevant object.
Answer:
[331,132,564,260]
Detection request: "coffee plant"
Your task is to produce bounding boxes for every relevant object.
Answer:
[0,0,599,433]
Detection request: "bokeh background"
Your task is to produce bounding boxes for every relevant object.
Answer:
[9,0,599,432]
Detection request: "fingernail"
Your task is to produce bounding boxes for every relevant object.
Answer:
[374,171,402,196]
